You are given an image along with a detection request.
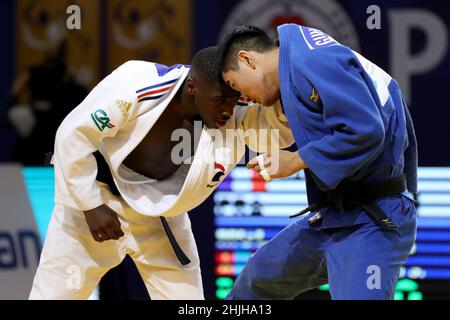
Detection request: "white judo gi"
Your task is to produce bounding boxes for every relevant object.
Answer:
[29,62,294,300]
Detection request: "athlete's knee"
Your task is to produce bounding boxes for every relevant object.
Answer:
[236,254,284,298]
[245,252,276,285]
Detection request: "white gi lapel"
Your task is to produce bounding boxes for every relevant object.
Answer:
[209,127,233,188]
[107,66,190,182]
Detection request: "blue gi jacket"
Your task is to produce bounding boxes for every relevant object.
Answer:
[277,24,418,228]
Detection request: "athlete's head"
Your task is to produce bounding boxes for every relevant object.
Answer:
[186,46,240,129]
[219,25,280,107]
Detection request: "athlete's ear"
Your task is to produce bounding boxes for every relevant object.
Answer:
[238,50,255,69]
[186,76,196,96]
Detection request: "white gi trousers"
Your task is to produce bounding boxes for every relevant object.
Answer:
[29,183,203,300]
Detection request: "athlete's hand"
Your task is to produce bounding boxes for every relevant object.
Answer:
[247,150,307,180]
[83,204,124,242]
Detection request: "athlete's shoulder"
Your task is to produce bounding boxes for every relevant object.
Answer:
[279,24,354,61]
[283,25,360,79]
[105,61,188,100]
[112,60,159,78]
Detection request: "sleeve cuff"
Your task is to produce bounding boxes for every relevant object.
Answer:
[75,195,104,212]
[298,144,342,190]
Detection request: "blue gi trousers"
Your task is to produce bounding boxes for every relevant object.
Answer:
[227,195,417,300]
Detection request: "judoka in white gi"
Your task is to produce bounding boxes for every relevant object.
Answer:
[29,47,294,299]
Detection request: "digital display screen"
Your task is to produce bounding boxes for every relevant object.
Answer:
[214,167,450,299]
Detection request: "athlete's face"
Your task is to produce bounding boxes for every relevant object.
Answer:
[222,50,279,107]
[191,76,240,129]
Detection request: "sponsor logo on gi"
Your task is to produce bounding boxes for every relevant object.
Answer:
[310,87,320,103]
[116,100,132,115]
[90,109,115,131]
[207,162,226,188]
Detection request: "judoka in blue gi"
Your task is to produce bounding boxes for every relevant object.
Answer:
[218,24,418,300]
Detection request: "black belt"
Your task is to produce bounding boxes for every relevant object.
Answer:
[290,175,408,230]
[160,217,191,265]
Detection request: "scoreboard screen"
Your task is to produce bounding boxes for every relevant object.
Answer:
[214,167,450,299]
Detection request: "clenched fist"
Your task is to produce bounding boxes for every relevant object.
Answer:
[83,204,124,242]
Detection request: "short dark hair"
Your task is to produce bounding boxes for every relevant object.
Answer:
[218,25,275,72]
[190,46,222,84]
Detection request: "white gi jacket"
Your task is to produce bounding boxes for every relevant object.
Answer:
[53,61,294,216]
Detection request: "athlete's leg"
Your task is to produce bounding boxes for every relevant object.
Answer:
[227,216,329,299]
[29,204,123,299]
[128,213,204,300]
[326,195,417,299]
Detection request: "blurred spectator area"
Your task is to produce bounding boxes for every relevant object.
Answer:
[1,0,193,164]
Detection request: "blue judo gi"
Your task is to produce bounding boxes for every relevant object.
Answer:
[228,24,418,300]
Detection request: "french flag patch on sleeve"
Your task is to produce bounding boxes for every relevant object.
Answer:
[136,78,177,103]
